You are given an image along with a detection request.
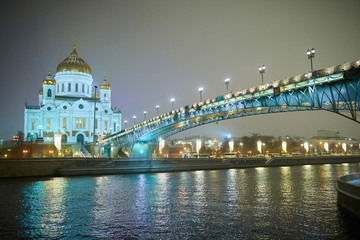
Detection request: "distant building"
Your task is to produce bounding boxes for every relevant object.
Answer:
[24,45,121,144]
[316,130,341,139]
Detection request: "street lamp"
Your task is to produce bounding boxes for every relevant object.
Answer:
[92,85,98,158]
[258,65,265,84]
[306,48,315,73]
[156,105,159,115]
[124,120,127,128]
[198,87,204,101]
[171,98,175,110]
[133,116,136,125]
[144,111,147,120]
[224,78,230,92]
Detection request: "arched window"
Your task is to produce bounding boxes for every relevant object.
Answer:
[82,84,85,93]
[57,84,59,93]
[68,83,71,91]
[62,83,64,92]
[104,93,108,102]
[87,85,89,94]
[47,89,52,97]
[75,83,78,92]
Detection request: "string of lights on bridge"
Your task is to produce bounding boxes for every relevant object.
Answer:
[124,48,318,127]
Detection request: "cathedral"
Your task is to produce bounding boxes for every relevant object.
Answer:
[24,45,122,144]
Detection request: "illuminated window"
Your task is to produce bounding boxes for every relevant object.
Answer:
[63,118,66,128]
[76,118,86,129]
[47,119,50,129]
[68,83,71,91]
[75,83,78,92]
[31,120,35,130]
[105,121,108,131]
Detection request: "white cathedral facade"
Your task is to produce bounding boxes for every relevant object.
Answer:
[24,45,121,144]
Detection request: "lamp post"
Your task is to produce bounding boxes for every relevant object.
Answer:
[258,65,265,84]
[124,120,127,128]
[198,87,203,101]
[156,105,159,115]
[144,111,147,120]
[171,98,175,110]
[224,78,230,92]
[306,48,315,73]
[92,85,98,158]
[133,116,136,125]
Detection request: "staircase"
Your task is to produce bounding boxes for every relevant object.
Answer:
[81,145,92,157]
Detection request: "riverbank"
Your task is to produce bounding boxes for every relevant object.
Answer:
[1,155,360,178]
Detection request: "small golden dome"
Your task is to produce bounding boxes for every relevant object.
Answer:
[42,71,56,85]
[56,45,92,74]
[39,89,43,95]
[100,75,111,89]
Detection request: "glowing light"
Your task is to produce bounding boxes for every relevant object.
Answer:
[342,143,347,152]
[159,138,165,153]
[196,139,202,153]
[282,141,287,153]
[304,142,309,153]
[229,140,234,153]
[257,141,262,153]
[324,142,329,152]
[258,65,265,72]
[54,133,62,151]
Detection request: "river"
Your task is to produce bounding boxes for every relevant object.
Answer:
[1,162,360,239]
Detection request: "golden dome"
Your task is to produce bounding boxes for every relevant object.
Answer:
[39,89,43,95]
[100,75,111,89]
[42,71,56,85]
[56,45,92,74]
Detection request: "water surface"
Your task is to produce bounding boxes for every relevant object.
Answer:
[1,163,360,239]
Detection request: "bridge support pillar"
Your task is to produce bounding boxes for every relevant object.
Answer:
[110,143,118,158]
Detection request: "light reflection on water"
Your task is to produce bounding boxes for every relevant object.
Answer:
[1,162,360,239]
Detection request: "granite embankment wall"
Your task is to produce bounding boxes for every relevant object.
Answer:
[1,155,360,178]
[0,158,109,178]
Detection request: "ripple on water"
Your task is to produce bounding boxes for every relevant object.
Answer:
[1,163,360,239]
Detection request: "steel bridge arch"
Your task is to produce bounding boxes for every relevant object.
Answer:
[99,60,360,150]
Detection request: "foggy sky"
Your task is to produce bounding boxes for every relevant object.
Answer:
[1,0,360,140]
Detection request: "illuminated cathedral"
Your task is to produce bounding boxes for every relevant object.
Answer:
[24,45,121,144]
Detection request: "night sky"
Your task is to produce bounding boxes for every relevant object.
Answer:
[1,0,360,140]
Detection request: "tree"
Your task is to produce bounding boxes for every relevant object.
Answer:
[199,145,211,154]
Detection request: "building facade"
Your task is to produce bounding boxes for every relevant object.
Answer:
[24,45,121,144]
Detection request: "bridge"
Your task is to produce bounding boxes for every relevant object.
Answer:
[97,59,360,158]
